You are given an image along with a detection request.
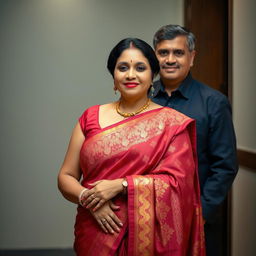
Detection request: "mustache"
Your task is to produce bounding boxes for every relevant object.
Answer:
[161,63,179,69]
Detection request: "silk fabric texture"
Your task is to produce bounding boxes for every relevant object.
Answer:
[74,105,205,256]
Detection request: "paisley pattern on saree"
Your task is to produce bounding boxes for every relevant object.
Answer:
[133,176,154,256]
[81,108,189,169]
[154,178,169,198]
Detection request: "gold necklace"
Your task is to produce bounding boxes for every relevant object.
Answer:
[116,99,151,118]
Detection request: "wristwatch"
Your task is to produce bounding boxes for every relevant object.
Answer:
[122,179,128,193]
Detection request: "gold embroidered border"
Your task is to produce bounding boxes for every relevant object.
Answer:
[133,176,155,256]
[82,108,190,168]
[155,178,174,246]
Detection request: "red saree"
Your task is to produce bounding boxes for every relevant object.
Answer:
[74,105,205,256]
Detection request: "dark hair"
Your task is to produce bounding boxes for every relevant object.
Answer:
[107,38,159,78]
[153,24,196,52]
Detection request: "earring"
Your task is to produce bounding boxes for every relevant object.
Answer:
[150,83,155,97]
[113,86,117,95]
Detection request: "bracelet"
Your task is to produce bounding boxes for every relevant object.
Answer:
[78,188,88,206]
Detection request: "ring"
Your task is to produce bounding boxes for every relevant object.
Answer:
[91,194,96,199]
[101,218,107,224]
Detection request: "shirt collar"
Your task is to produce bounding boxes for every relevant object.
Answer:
[153,73,193,99]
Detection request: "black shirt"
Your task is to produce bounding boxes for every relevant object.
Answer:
[151,73,238,221]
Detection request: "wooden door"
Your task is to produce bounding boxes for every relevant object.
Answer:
[184,0,229,95]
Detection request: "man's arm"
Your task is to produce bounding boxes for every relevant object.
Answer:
[201,94,238,222]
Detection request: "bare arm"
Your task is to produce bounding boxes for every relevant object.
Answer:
[58,121,124,234]
[57,122,86,204]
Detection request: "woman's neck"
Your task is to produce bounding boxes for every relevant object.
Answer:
[118,96,149,113]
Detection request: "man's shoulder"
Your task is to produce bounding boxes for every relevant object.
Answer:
[191,78,223,96]
[191,78,229,104]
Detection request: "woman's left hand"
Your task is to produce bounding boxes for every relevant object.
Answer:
[89,200,123,234]
[82,179,124,211]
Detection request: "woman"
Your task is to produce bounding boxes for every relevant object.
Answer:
[58,38,205,255]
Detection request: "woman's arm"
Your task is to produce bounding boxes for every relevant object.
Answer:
[58,121,124,234]
[57,122,86,204]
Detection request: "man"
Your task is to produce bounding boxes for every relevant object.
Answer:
[151,24,238,256]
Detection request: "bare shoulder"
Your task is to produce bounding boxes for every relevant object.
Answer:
[99,102,115,113]
[98,102,124,128]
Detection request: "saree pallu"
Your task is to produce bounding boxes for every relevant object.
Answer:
[74,106,205,256]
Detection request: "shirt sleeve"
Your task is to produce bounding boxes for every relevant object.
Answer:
[201,94,238,221]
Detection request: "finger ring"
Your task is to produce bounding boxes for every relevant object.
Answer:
[101,218,107,224]
[91,195,95,199]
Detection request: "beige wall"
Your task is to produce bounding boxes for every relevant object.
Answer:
[232,167,256,256]
[232,0,256,255]
[233,0,256,152]
[0,0,183,249]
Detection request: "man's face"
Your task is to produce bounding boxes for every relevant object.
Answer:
[155,36,195,85]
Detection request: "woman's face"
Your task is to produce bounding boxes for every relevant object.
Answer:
[114,48,152,100]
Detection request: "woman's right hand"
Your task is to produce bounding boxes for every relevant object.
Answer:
[90,201,123,234]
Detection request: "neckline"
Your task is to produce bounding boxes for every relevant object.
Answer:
[153,74,192,100]
[97,105,165,131]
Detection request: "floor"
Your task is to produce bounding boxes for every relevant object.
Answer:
[0,249,75,256]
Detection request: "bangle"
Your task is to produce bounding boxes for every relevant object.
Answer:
[78,188,88,206]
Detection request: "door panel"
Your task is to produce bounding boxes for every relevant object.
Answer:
[184,0,228,95]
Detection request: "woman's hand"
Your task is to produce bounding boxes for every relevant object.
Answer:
[90,200,123,234]
[82,179,124,211]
